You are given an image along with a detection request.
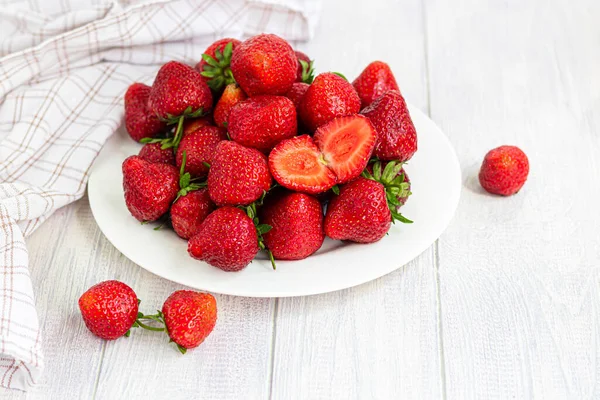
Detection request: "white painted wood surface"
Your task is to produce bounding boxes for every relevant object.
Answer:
[2,0,600,398]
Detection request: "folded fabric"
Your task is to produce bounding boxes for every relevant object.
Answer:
[0,0,320,390]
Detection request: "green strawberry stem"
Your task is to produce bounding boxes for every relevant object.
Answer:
[299,59,315,84]
[240,192,276,270]
[140,106,204,150]
[200,42,236,91]
[362,160,413,224]
[176,151,207,201]
[130,310,186,353]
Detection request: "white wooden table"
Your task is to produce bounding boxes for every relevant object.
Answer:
[4,0,600,398]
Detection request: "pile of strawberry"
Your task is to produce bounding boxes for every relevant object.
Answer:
[122,34,417,272]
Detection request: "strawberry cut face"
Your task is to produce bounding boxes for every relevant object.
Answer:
[313,115,376,184]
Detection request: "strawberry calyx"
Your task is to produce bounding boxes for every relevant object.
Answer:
[130,309,188,354]
[299,59,315,84]
[176,151,206,200]
[200,41,236,91]
[362,160,413,224]
[332,72,348,81]
[239,191,276,270]
[141,107,204,150]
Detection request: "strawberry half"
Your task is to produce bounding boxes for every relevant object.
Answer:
[313,115,376,184]
[268,135,336,195]
[269,115,376,194]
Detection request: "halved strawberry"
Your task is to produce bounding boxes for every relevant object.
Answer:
[268,135,336,194]
[313,115,376,184]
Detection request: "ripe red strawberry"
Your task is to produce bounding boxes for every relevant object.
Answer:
[230,34,297,96]
[295,51,314,83]
[285,82,309,111]
[299,72,361,131]
[313,115,376,183]
[228,95,297,152]
[325,177,391,243]
[78,280,138,340]
[176,126,226,177]
[213,83,247,128]
[138,142,175,165]
[188,206,259,271]
[260,191,324,260]
[183,116,214,137]
[149,61,213,119]
[208,141,272,206]
[196,38,240,91]
[352,61,400,108]
[361,90,417,161]
[162,290,217,352]
[122,156,179,221]
[124,83,166,141]
[170,189,215,239]
[479,145,529,196]
[268,135,336,194]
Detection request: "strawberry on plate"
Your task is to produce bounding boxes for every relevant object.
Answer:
[479,145,529,196]
[228,95,297,152]
[260,190,324,260]
[147,61,213,149]
[171,188,215,240]
[138,142,175,165]
[124,83,166,142]
[188,206,259,271]
[325,161,412,243]
[230,34,297,96]
[361,90,417,162]
[176,125,226,177]
[122,155,179,222]
[213,83,247,128]
[208,140,272,206]
[161,290,217,353]
[299,72,361,131]
[196,38,240,92]
[78,280,139,340]
[269,115,376,194]
[352,61,400,108]
[285,82,309,111]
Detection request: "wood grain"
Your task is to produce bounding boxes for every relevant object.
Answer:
[269,0,444,398]
[426,0,600,398]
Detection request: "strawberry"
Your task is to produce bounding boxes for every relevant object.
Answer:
[230,34,297,96]
[479,145,529,196]
[260,191,324,260]
[285,82,309,111]
[313,115,376,183]
[324,177,391,243]
[176,126,226,177]
[161,290,217,353]
[299,72,361,131]
[124,83,166,141]
[228,95,297,152]
[183,116,214,137]
[352,61,400,108]
[361,90,417,162]
[188,206,259,271]
[196,38,240,91]
[122,155,179,222]
[295,51,314,83]
[170,188,215,239]
[213,83,247,128]
[78,280,138,340]
[208,141,272,206]
[138,143,175,165]
[148,61,213,150]
[268,135,336,194]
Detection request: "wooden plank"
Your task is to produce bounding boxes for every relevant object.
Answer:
[425,0,600,398]
[269,0,444,398]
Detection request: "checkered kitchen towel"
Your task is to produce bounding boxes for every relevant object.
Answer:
[0,0,320,390]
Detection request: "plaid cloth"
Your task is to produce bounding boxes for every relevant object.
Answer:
[0,0,320,390]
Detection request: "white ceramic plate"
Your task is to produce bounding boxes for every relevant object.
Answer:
[88,105,461,297]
